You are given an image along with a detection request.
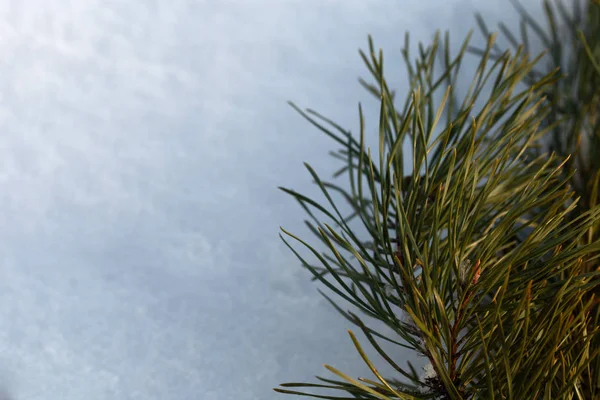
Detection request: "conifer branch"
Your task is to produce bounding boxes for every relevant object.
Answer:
[275,1,600,398]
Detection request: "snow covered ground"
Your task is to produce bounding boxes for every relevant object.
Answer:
[0,0,546,399]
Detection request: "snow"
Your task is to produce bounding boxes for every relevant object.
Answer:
[0,0,547,398]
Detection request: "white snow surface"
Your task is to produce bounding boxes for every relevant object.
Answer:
[0,0,547,399]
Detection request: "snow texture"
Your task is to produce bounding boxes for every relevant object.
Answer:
[0,0,546,399]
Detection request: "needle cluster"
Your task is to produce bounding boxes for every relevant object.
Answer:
[275,1,600,398]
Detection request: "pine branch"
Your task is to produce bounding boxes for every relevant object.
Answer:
[275,1,600,398]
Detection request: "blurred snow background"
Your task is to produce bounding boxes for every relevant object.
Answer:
[0,0,547,399]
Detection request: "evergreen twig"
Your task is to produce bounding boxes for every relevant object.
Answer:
[275,1,600,398]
